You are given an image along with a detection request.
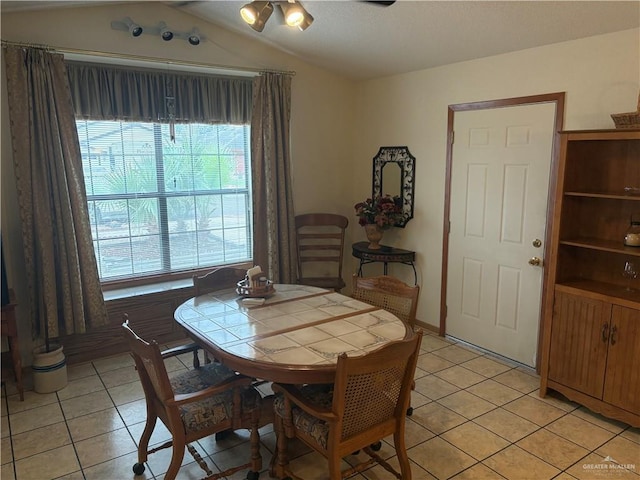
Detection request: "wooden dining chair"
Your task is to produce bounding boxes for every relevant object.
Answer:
[193,266,248,296]
[122,317,265,480]
[271,330,423,480]
[351,274,419,325]
[352,274,420,415]
[295,213,349,292]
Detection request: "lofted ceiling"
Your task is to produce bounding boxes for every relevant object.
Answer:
[1,1,639,80]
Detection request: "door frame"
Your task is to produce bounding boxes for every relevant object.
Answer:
[439,92,566,371]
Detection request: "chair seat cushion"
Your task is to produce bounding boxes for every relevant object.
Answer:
[171,363,261,433]
[274,384,333,449]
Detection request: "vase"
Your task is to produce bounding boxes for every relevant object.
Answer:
[32,344,68,393]
[624,219,640,246]
[364,224,384,250]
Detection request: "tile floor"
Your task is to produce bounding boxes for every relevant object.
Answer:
[1,331,638,480]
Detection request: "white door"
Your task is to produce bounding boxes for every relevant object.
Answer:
[446,103,555,367]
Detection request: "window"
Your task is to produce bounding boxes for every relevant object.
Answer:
[77,120,252,281]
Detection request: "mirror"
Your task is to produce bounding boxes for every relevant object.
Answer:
[382,162,401,198]
[372,146,415,228]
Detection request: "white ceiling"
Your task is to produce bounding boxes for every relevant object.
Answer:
[2,1,639,80]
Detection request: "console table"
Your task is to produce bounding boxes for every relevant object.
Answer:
[352,242,417,284]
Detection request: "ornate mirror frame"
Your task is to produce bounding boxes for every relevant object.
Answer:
[372,146,416,228]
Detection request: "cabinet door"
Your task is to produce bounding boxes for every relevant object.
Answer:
[603,306,640,414]
[548,291,611,398]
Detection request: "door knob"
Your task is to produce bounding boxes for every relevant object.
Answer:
[528,257,542,266]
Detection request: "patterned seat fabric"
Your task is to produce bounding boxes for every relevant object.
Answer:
[171,363,261,434]
[274,384,333,449]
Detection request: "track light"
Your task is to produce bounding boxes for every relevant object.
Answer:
[280,1,314,31]
[125,17,143,37]
[240,1,274,32]
[159,22,174,41]
[110,17,143,37]
[240,1,313,32]
[187,28,201,46]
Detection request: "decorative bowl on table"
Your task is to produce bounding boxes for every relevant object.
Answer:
[236,279,275,298]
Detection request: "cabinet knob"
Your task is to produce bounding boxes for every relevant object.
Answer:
[528,257,542,267]
[610,325,618,346]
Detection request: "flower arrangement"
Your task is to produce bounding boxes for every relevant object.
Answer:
[354,195,404,229]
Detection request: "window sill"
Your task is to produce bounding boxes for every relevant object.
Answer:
[103,278,194,302]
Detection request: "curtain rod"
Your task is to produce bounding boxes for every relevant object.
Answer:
[1,40,296,76]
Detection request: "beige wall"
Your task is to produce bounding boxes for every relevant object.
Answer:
[1,3,638,358]
[352,28,640,328]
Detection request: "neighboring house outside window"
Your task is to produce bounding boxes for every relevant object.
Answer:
[77,119,252,282]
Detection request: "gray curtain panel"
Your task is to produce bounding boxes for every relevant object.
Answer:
[3,46,108,344]
[251,73,297,283]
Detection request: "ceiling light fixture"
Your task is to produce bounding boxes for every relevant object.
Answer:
[240,1,274,32]
[280,2,313,30]
[159,22,174,41]
[110,17,144,38]
[240,1,313,32]
[126,17,143,37]
[187,28,201,46]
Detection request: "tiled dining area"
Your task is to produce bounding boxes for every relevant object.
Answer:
[1,330,638,480]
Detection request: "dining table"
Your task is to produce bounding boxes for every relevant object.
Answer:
[173,283,413,385]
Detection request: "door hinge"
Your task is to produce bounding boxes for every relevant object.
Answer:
[450,131,455,144]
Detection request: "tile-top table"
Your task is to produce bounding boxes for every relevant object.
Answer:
[174,284,412,384]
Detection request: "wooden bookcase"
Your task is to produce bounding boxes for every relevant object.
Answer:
[539,129,640,427]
